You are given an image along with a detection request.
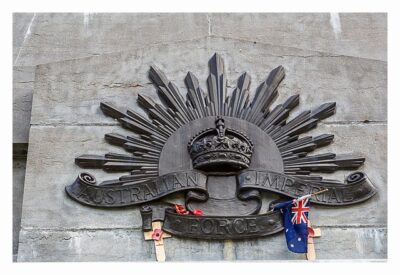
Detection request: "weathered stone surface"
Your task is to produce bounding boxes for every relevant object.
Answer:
[255,123,387,227]
[166,237,225,261]
[13,14,35,143]
[31,37,387,126]
[13,13,209,67]
[17,228,226,262]
[17,227,386,261]
[13,159,26,261]
[234,227,387,260]
[17,229,153,262]
[13,13,35,63]
[20,123,386,231]
[305,123,387,227]
[14,13,387,66]
[20,125,143,230]
[210,13,387,61]
[16,14,387,261]
[13,66,35,143]
[263,124,387,226]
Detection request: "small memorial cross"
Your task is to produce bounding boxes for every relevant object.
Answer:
[306,221,321,261]
[144,221,171,262]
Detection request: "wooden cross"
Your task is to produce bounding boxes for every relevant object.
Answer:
[144,221,171,262]
[306,221,321,261]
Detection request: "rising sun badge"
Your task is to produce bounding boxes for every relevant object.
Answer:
[66,53,377,246]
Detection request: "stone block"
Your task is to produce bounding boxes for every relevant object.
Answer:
[17,227,386,261]
[31,37,387,126]
[13,66,36,143]
[210,13,387,61]
[234,227,387,260]
[13,13,35,64]
[20,125,143,230]
[18,229,153,262]
[14,13,209,67]
[17,228,225,262]
[13,159,27,261]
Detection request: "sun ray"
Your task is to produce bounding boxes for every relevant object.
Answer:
[246,65,285,122]
[228,72,251,118]
[149,65,193,122]
[185,71,208,118]
[74,53,365,189]
[207,53,227,116]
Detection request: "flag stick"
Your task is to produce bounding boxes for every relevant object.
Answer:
[294,188,329,202]
[269,188,329,212]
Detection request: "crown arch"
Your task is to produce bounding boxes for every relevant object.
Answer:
[158,116,284,176]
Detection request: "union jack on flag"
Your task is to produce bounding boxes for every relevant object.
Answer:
[291,198,310,224]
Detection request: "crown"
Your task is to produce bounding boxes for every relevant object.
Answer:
[188,117,253,171]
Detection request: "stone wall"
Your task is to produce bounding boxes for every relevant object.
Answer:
[13,13,387,261]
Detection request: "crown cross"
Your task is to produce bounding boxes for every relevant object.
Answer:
[216,117,226,139]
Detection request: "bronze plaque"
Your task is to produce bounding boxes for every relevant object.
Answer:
[66,53,376,241]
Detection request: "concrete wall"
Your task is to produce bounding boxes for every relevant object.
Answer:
[13,13,387,261]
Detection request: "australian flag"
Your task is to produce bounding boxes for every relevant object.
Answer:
[273,197,310,253]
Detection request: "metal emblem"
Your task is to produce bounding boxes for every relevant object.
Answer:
[66,53,377,242]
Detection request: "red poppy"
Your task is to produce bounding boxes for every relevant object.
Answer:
[174,204,204,216]
[152,228,163,241]
[192,208,204,216]
[175,204,189,215]
[308,227,315,237]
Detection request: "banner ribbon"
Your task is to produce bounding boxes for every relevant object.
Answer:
[66,170,376,207]
[140,205,284,240]
[65,171,208,207]
[237,170,377,206]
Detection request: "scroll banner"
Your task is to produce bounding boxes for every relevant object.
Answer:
[65,171,208,207]
[237,170,377,205]
[66,170,376,207]
[140,206,284,240]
